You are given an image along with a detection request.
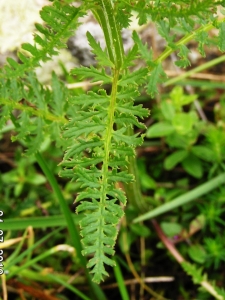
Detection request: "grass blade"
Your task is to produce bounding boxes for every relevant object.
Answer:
[133,173,225,223]
[113,257,129,300]
[1,215,81,230]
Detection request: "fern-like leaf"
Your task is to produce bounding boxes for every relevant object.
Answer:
[71,65,112,83]
[0,1,81,80]
[87,32,114,67]
[61,61,148,282]
[147,63,167,97]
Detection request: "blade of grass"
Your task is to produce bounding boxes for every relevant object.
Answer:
[7,244,74,279]
[10,115,84,264]
[35,152,106,300]
[8,265,85,284]
[35,152,85,261]
[172,80,225,89]
[7,246,91,300]
[33,265,91,300]
[113,257,129,300]
[1,215,82,231]
[42,273,92,300]
[6,227,30,265]
[133,173,225,223]
[10,114,106,300]
[6,227,62,270]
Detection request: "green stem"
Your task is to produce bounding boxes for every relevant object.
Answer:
[1,98,67,124]
[164,54,225,86]
[101,69,119,204]
[93,0,146,213]
[92,0,124,68]
[123,127,148,212]
[154,18,225,67]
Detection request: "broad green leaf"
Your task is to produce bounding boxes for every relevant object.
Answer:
[137,158,157,190]
[161,100,175,121]
[188,245,206,264]
[170,86,196,108]
[182,154,203,178]
[166,131,198,149]
[191,145,214,162]
[130,223,151,237]
[218,22,225,52]
[164,150,188,170]
[161,222,182,237]
[172,112,197,135]
[27,174,46,185]
[146,122,174,138]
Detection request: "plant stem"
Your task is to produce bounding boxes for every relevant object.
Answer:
[1,98,67,124]
[152,219,223,300]
[164,54,225,86]
[123,127,149,212]
[92,0,124,68]
[93,0,148,212]
[154,17,225,68]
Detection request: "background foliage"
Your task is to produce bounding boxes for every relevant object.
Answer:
[1,0,225,299]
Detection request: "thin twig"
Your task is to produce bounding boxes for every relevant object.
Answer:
[1,274,7,300]
[102,276,174,289]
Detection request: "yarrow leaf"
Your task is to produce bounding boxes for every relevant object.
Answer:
[87,31,114,67]
[71,65,112,84]
[147,63,167,97]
